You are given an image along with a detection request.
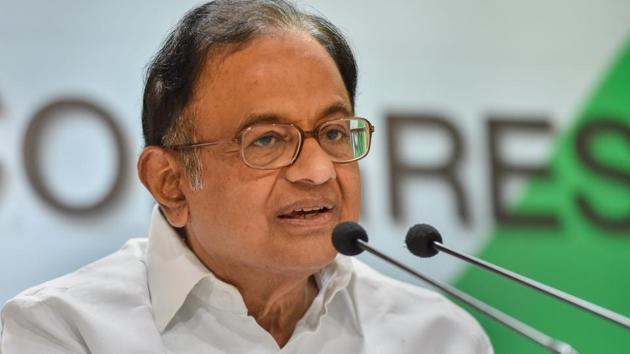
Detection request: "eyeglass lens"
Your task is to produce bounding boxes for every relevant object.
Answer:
[240,118,370,169]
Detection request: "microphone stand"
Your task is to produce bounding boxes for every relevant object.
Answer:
[356,239,578,354]
[431,240,630,329]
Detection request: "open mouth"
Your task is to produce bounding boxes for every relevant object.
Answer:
[278,206,333,219]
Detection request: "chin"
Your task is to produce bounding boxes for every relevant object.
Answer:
[277,243,337,274]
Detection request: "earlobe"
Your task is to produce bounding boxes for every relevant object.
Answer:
[137,147,189,227]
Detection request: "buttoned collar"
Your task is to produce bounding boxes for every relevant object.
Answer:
[145,205,359,334]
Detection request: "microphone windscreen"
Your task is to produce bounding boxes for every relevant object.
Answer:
[405,224,443,258]
[332,222,368,256]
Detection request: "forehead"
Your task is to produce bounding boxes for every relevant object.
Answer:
[188,32,352,137]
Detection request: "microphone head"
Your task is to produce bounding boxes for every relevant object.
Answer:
[405,224,443,258]
[332,222,368,256]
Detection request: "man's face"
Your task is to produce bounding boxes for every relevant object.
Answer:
[182,32,361,278]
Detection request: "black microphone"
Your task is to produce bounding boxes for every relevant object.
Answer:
[405,223,630,330]
[332,222,578,354]
[331,221,368,255]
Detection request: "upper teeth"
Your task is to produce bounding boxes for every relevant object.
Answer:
[295,207,326,212]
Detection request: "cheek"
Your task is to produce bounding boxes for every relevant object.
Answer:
[189,165,277,234]
[337,164,361,221]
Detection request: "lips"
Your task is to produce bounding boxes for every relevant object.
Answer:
[278,206,333,219]
[276,200,335,220]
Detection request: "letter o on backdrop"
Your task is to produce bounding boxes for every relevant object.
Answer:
[23,98,127,216]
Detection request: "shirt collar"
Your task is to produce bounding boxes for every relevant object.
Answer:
[146,205,360,334]
[146,206,211,332]
[300,254,359,332]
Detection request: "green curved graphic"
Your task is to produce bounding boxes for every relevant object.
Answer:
[456,38,630,353]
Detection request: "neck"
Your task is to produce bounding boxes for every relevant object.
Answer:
[187,237,319,348]
[242,275,318,347]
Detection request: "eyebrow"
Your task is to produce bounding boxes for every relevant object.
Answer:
[235,101,353,134]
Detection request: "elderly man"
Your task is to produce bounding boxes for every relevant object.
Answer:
[1,1,492,353]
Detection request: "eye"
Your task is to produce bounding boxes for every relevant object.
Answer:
[251,132,282,147]
[322,125,349,142]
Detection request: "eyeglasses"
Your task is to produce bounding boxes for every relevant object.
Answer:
[169,117,374,170]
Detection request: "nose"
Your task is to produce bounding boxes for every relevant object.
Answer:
[284,138,336,185]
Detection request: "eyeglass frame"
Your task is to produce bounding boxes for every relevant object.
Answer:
[167,117,375,170]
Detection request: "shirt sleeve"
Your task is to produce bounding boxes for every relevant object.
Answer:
[1,295,88,354]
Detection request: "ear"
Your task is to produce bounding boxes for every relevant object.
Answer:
[137,146,189,228]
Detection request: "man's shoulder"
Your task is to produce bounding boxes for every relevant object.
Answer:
[352,258,444,301]
[0,238,164,353]
[350,258,454,306]
[348,258,493,353]
[2,238,150,315]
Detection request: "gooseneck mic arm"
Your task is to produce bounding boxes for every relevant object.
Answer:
[332,222,578,354]
[405,224,630,329]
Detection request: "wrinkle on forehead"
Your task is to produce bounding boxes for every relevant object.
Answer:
[185,31,349,136]
[187,30,341,112]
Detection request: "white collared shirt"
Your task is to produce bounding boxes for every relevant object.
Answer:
[1,207,492,353]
